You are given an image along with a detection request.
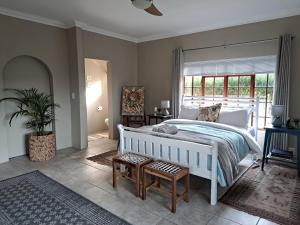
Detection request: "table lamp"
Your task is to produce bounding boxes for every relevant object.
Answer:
[271,105,285,127]
[161,100,170,116]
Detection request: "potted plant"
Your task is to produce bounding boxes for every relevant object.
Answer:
[0,88,59,161]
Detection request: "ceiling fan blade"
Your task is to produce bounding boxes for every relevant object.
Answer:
[145,3,163,16]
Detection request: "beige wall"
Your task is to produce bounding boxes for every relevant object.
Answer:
[83,30,138,138]
[0,14,138,162]
[0,15,72,163]
[85,59,109,134]
[137,15,300,120]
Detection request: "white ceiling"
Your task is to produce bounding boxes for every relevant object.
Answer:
[0,0,300,43]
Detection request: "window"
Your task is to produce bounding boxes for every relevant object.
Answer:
[183,73,274,128]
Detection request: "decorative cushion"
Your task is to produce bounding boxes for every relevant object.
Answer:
[178,105,199,120]
[198,103,222,122]
[217,109,250,128]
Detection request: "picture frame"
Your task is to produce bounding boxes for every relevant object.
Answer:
[121,86,145,116]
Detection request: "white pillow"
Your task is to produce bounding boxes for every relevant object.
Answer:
[217,109,250,129]
[178,105,199,120]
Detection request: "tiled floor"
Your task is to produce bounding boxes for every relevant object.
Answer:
[0,138,278,225]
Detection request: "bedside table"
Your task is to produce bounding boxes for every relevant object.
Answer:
[147,114,173,125]
[261,126,300,176]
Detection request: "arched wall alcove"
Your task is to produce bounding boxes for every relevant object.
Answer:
[2,55,54,158]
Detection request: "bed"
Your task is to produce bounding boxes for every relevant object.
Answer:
[118,96,261,205]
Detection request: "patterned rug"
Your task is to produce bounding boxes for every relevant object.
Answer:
[221,164,300,225]
[0,171,129,225]
[87,150,118,166]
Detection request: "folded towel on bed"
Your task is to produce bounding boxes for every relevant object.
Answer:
[152,123,178,134]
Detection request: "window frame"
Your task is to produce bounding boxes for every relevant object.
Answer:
[183,73,274,129]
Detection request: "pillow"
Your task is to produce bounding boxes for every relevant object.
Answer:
[197,103,222,122]
[178,105,199,120]
[217,109,250,128]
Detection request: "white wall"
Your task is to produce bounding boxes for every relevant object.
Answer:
[3,56,51,158]
[85,59,108,134]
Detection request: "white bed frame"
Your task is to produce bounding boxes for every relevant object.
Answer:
[118,96,259,205]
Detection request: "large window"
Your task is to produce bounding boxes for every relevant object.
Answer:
[183,73,275,128]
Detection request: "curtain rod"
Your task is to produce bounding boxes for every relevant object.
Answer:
[183,36,295,52]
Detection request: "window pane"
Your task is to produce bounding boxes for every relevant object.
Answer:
[255,73,267,87]
[205,77,214,87]
[205,87,213,96]
[228,87,238,96]
[266,103,272,117]
[268,73,275,87]
[228,77,238,87]
[215,87,224,97]
[240,87,250,96]
[239,76,251,87]
[255,87,266,97]
[215,77,224,87]
[184,87,192,96]
[259,102,266,119]
[194,76,202,87]
[267,88,273,102]
[184,76,193,87]
[193,87,201,96]
[258,117,265,128]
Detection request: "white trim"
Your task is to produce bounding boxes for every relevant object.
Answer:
[74,21,138,43]
[0,6,67,28]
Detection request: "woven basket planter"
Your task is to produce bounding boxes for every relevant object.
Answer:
[29,133,56,161]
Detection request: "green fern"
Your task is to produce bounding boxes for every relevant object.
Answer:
[0,88,59,136]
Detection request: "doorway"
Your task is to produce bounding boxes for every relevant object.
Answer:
[85,58,110,142]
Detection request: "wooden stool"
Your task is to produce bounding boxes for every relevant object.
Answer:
[142,161,190,213]
[112,152,153,197]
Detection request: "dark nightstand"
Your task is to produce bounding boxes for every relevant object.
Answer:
[147,114,173,125]
[261,126,300,176]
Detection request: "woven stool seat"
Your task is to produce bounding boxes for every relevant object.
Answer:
[118,152,150,165]
[147,161,182,174]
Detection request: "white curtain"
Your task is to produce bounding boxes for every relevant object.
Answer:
[184,55,276,76]
[172,48,183,118]
[270,34,292,150]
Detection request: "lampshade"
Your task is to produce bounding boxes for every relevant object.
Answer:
[132,0,152,9]
[161,100,170,109]
[271,105,285,117]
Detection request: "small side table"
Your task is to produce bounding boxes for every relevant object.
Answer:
[147,114,173,125]
[261,126,300,176]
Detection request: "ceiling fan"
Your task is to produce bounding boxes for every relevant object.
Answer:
[131,0,163,16]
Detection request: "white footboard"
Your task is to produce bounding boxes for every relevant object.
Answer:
[118,124,218,205]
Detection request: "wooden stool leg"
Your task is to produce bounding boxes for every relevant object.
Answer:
[156,177,161,188]
[171,177,177,213]
[142,170,147,200]
[113,160,117,188]
[184,174,190,202]
[136,165,140,197]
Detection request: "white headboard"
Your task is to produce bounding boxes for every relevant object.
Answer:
[182,96,260,140]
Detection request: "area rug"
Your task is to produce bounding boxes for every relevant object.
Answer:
[87,150,117,167]
[221,164,300,225]
[0,171,129,225]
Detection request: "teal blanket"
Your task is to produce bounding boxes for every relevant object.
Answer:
[172,124,251,187]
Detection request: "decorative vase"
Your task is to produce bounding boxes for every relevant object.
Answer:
[29,133,56,161]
